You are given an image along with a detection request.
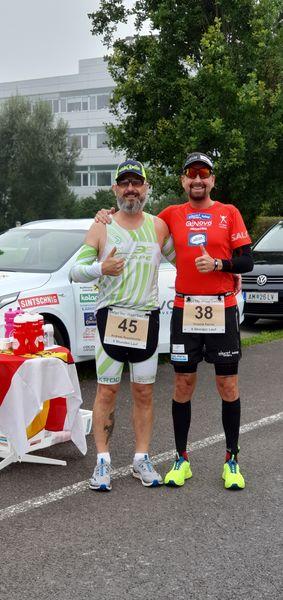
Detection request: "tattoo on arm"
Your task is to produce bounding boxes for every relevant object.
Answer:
[104,411,115,443]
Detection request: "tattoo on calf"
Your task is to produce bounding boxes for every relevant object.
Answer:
[104,411,115,443]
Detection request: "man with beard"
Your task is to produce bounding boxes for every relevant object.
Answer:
[95,152,254,490]
[70,160,175,491]
[158,152,253,490]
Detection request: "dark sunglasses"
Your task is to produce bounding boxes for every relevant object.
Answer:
[184,166,212,179]
[117,178,144,188]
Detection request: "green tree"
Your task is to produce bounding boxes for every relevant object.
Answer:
[0,96,79,230]
[73,188,116,218]
[89,0,283,226]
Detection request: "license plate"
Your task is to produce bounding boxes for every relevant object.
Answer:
[244,291,278,303]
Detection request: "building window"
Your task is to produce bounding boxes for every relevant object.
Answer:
[97,172,112,186]
[97,94,109,110]
[61,99,66,112]
[73,165,117,188]
[90,96,96,110]
[67,98,83,112]
[68,128,108,149]
[82,173,88,186]
[97,132,108,148]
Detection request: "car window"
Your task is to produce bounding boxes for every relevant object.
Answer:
[254,223,283,252]
[0,229,85,272]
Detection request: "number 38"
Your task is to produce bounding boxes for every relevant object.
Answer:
[195,306,213,320]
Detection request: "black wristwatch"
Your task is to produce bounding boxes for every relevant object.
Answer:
[213,258,219,271]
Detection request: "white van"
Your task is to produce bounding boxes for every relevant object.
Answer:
[0,219,176,362]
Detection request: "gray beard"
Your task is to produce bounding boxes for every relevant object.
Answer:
[117,196,147,214]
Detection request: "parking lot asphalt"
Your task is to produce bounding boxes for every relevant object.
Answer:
[0,336,282,600]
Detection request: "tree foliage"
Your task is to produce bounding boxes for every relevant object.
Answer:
[0,96,79,230]
[89,0,283,225]
[73,188,116,218]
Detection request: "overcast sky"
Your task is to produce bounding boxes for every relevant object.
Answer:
[0,0,138,83]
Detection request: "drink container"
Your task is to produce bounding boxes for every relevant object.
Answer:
[12,315,29,355]
[37,314,44,351]
[43,323,54,348]
[28,314,44,353]
[27,314,39,353]
[4,307,23,337]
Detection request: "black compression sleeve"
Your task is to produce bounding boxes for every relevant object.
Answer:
[221,244,254,273]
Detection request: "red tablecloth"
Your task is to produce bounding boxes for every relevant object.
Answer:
[0,347,87,457]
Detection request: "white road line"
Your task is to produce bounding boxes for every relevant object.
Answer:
[0,412,282,521]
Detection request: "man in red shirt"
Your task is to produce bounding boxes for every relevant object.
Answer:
[158,152,253,489]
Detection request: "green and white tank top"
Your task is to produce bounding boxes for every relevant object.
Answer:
[95,213,161,311]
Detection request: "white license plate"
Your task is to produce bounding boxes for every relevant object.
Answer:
[245,291,278,303]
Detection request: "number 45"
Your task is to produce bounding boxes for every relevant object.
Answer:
[118,318,138,333]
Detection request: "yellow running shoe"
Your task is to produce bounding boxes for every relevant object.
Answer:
[222,457,245,490]
[164,455,192,487]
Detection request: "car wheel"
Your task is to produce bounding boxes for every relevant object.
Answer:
[243,316,258,326]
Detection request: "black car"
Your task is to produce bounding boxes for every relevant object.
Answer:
[242,221,283,324]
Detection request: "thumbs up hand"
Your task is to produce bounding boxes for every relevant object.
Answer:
[200,244,209,255]
[195,244,215,273]
[102,247,125,276]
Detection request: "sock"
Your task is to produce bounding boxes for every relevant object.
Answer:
[134,452,148,463]
[172,399,191,457]
[222,398,241,460]
[97,452,111,464]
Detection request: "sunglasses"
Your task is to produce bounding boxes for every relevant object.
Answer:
[117,178,144,188]
[184,166,212,179]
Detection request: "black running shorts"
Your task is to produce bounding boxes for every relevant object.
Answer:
[170,305,241,373]
[96,306,160,363]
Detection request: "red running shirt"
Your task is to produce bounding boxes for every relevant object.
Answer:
[158,201,251,308]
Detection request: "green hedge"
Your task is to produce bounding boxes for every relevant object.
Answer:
[250,216,283,244]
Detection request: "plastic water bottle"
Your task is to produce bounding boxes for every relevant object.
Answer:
[4,307,23,337]
[43,323,54,348]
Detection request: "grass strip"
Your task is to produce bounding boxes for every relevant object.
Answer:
[241,329,283,347]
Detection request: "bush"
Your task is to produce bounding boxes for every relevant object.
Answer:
[73,189,116,218]
[250,216,283,244]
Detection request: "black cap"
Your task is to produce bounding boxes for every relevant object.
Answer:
[183,152,214,172]
[115,159,147,182]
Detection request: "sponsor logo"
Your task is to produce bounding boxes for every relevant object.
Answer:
[218,350,239,357]
[19,294,59,309]
[99,376,121,383]
[119,163,141,173]
[160,299,174,313]
[189,233,207,246]
[257,275,267,286]
[231,231,248,242]
[186,214,212,229]
[83,345,95,351]
[84,312,97,326]
[172,344,185,353]
[171,353,188,362]
[219,215,228,228]
[80,293,98,303]
[113,235,122,244]
[187,213,211,220]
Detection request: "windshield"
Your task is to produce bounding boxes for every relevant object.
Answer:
[0,228,85,272]
[254,223,283,252]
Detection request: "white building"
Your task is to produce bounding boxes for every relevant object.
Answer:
[0,58,125,198]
